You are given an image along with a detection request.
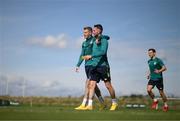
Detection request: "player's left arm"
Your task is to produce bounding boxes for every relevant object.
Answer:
[154,59,167,73]
[155,65,167,73]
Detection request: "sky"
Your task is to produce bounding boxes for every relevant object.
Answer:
[0,0,180,97]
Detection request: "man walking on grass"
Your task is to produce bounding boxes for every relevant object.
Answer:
[75,26,109,110]
[83,24,118,111]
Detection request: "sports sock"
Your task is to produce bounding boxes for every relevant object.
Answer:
[81,98,87,106]
[87,99,93,106]
[164,102,168,107]
[112,98,117,104]
[153,98,158,102]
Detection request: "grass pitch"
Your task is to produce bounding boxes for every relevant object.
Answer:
[0,105,180,121]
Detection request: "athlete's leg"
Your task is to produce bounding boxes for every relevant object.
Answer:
[104,81,116,99]
[147,85,155,99]
[95,84,101,97]
[159,90,168,111]
[159,90,168,104]
[94,84,106,110]
[88,80,96,102]
[157,80,168,106]
[81,79,90,106]
[75,66,91,110]
[74,79,89,110]
[104,81,118,110]
[84,79,90,99]
[159,90,168,103]
[95,84,104,104]
[97,66,117,110]
[147,84,158,109]
[83,80,96,110]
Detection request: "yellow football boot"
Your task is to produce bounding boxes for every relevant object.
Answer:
[74,104,86,110]
[84,105,93,110]
[110,103,118,111]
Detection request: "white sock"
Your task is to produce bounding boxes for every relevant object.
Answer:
[81,98,87,106]
[98,96,104,104]
[87,99,93,106]
[112,98,117,104]
[164,102,168,107]
[153,98,158,102]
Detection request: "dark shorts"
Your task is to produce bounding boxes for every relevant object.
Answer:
[85,66,92,79]
[89,66,111,83]
[148,78,164,90]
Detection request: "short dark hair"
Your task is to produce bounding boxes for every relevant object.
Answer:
[84,26,92,32]
[148,48,156,53]
[94,24,103,33]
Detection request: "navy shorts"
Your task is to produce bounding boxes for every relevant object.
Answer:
[89,66,111,83]
[85,66,92,79]
[148,78,164,90]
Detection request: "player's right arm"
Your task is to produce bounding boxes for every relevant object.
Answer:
[147,70,150,79]
[76,43,85,72]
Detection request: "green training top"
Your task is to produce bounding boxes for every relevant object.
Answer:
[148,57,165,80]
[76,35,110,67]
[76,36,94,67]
[90,35,110,67]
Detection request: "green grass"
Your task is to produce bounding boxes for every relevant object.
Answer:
[0,105,180,120]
